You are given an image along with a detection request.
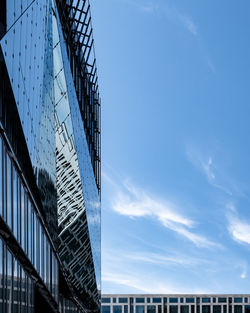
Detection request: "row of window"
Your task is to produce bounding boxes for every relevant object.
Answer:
[102,305,250,313]
[102,299,249,305]
[0,238,34,313]
[0,135,59,302]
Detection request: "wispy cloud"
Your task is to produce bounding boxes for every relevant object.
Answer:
[104,173,220,248]
[186,146,232,195]
[177,12,197,36]
[123,0,198,36]
[124,251,212,268]
[102,271,210,294]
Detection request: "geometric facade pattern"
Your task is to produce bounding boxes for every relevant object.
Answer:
[0,0,101,312]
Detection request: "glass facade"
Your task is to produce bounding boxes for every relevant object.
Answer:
[0,0,101,312]
[102,295,250,313]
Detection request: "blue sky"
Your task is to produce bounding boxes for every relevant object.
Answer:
[91,0,250,293]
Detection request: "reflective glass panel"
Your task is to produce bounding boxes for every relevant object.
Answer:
[202,306,211,313]
[152,299,161,304]
[147,306,156,313]
[235,306,242,313]
[102,306,111,313]
[213,306,221,313]
[170,306,178,313]
[114,306,122,313]
[136,306,145,313]
[181,306,189,313]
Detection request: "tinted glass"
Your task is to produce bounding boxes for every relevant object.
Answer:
[102,306,111,313]
[153,298,161,304]
[119,298,128,303]
[235,299,243,304]
[218,299,227,303]
[181,306,189,313]
[114,306,122,313]
[202,306,211,313]
[170,306,178,313]
[202,299,211,303]
[147,306,156,313]
[170,299,178,303]
[213,306,221,313]
[245,306,250,313]
[102,298,111,304]
[186,299,194,303]
[235,306,242,313]
[136,299,145,303]
[136,306,145,313]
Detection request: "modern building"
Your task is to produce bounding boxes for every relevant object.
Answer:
[101,295,250,313]
[0,1,101,312]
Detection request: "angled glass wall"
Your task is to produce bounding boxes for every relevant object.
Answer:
[0,0,101,312]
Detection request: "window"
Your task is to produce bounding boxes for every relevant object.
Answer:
[186,298,195,304]
[113,306,122,313]
[170,299,178,303]
[119,298,128,303]
[202,299,211,303]
[218,299,227,303]
[197,298,200,304]
[202,306,211,313]
[130,298,134,304]
[245,299,249,304]
[180,298,184,303]
[153,298,161,304]
[125,305,128,313]
[159,305,162,313]
[136,306,145,313]
[181,306,189,313]
[213,299,216,303]
[234,299,243,304]
[245,306,250,313]
[213,306,221,313]
[170,306,178,313]
[102,298,111,304]
[147,298,151,304]
[113,298,117,303]
[136,298,145,304]
[0,137,2,217]
[102,306,111,313]
[147,306,156,313]
[235,306,242,313]
[164,299,167,304]
[6,154,12,230]
[131,306,134,313]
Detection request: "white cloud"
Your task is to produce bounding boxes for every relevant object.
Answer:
[228,215,250,245]
[240,271,247,279]
[104,173,220,248]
